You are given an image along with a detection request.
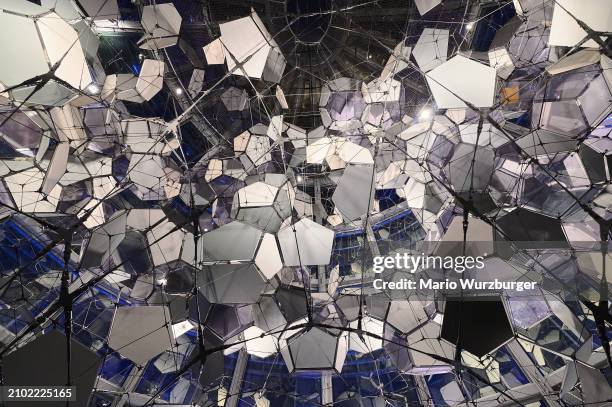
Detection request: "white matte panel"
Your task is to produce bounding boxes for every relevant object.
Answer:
[426,55,496,109]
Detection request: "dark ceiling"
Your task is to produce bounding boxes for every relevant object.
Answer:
[172,0,484,128]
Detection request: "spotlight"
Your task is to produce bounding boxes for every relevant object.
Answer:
[296,175,303,183]
[418,107,433,121]
[175,88,183,95]
[87,83,100,95]
[465,22,474,31]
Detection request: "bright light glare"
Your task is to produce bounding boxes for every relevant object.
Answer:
[87,83,100,95]
[418,107,433,121]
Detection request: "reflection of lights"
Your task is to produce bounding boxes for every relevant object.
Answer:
[418,106,433,121]
[465,22,474,31]
[158,278,167,286]
[175,88,183,95]
[87,83,100,95]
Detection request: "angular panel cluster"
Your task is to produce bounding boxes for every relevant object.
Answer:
[0,0,610,406]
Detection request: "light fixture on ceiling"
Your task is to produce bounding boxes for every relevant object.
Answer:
[87,83,100,95]
[418,106,433,121]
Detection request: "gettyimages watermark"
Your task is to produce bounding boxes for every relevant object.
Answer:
[372,253,485,273]
[371,253,538,292]
[345,240,608,300]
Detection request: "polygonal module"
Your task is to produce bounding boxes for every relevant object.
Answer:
[41,0,120,20]
[307,136,374,167]
[405,321,456,375]
[144,213,189,267]
[505,8,551,68]
[412,28,449,72]
[113,59,166,103]
[179,180,216,207]
[122,117,173,153]
[581,126,612,184]
[80,210,127,268]
[281,325,348,372]
[385,300,429,334]
[563,361,612,405]
[139,3,182,49]
[441,298,513,357]
[444,142,495,192]
[154,343,191,374]
[221,87,248,111]
[361,79,404,133]
[277,218,335,266]
[253,296,288,333]
[437,215,494,258]
[128,154,180,201]
[204,38,225,64]
[107,306,175,366]
[332,165,376,221]
[414,0,442,15]
[532,56,612,137]
[4,165,62,213]
[381,41,412,79]
[276,85,289,108]
[226,325,279,358]
[135,59,166,101]
[362,77,402,103]
[41,142,70,196]
[515,129,578,156]
[254,233,283,279]
[274,286,309,323]
[200,221,263,261]
[0,0,609,405]
[496,208,568,246]
[548,0,612,48]
[488,47,515,79]
[231,180,293,232]
[348,316,384,353]
[319,77,367,131]
[189,331,225,388]
[0,1,92,104]
[188,68,206,97]
[199,263,269,304]
[234,123,275,167]
[244,326,280,357]
[219,11,286,82]
[3,330,102,407]
[75,0,120,20]
[426,55,497,109]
